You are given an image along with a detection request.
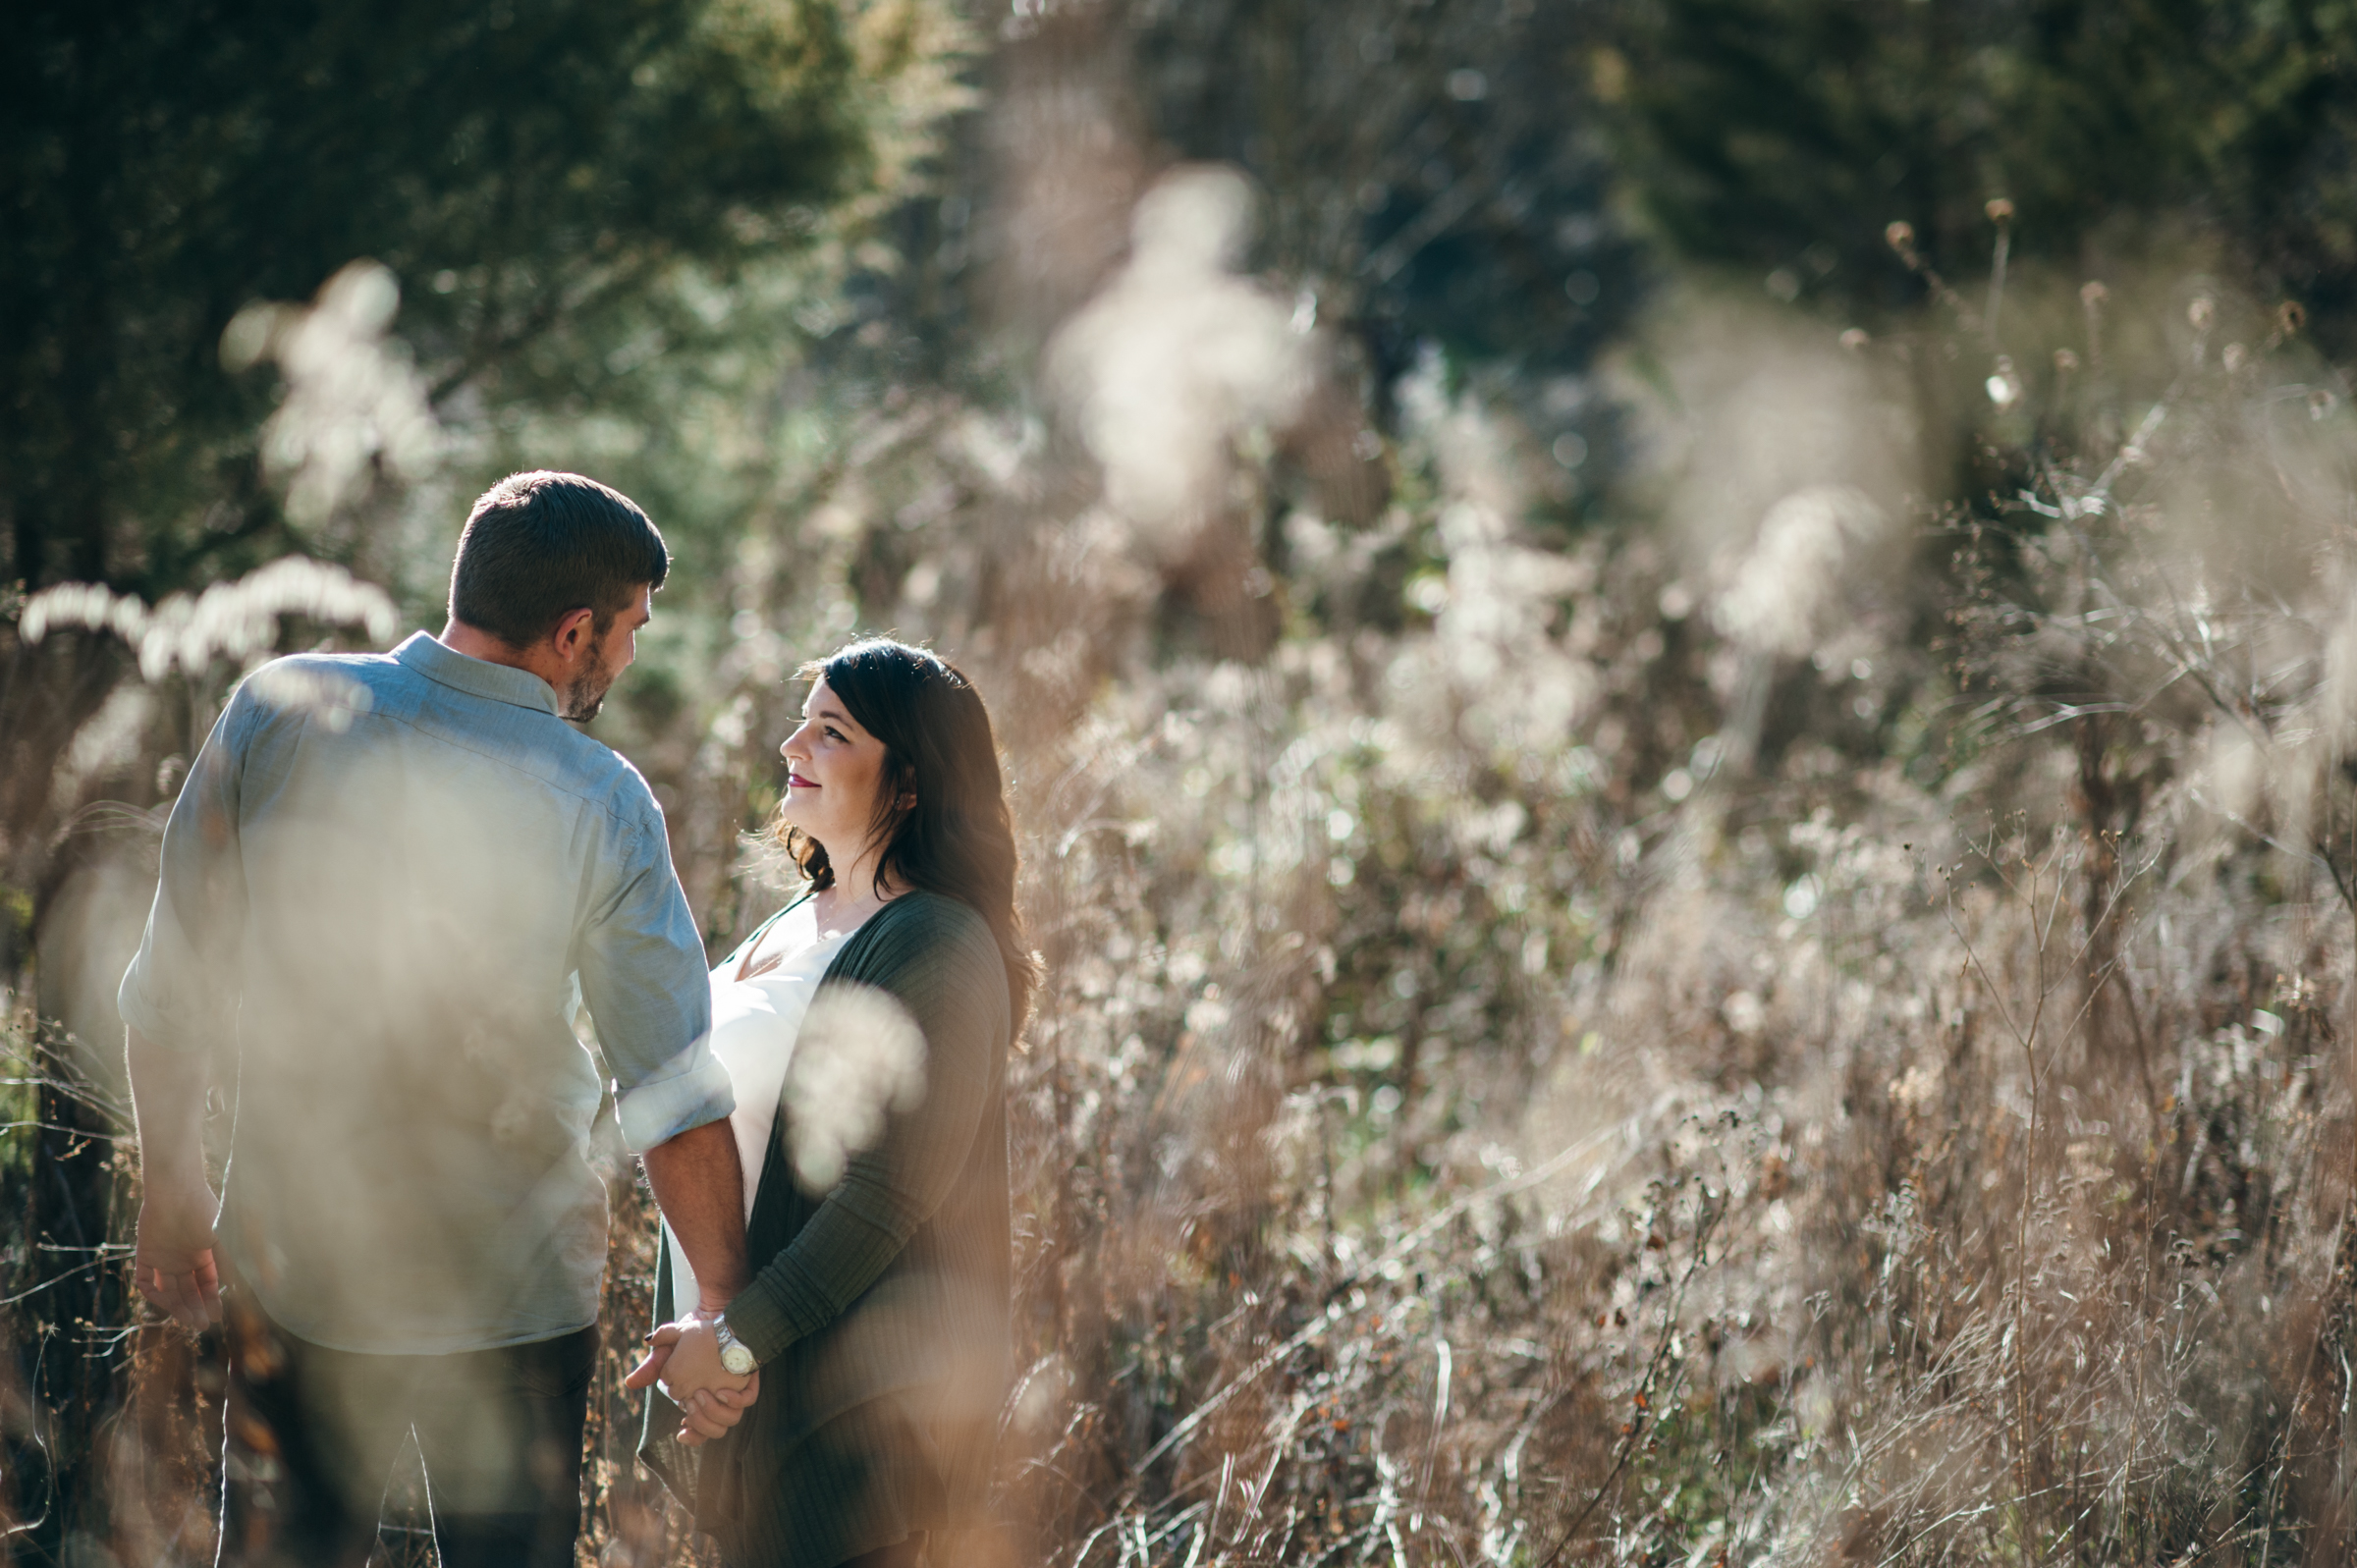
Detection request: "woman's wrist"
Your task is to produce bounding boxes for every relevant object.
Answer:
[711,1314,758,1375]
[659,1320,729,1391]
[685,1299,760,1374]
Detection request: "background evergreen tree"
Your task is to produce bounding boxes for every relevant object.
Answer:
[1612,0,2357,342]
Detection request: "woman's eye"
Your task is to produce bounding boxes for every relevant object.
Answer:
[826,728,848,742]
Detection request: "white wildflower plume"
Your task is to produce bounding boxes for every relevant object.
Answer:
[19,556,400,680]
[783,985,928,1194]
[2190,579,2357,856]
[1617,292,1918,675]
[220,259,443,525]
[1046,165,1313,551]
[1713,484,1889,659]
[1383,350,1598,760]
[48,682,158,812]
[2322,591,2357,759]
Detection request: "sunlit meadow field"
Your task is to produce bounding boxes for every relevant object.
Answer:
[10,5,2357,1565]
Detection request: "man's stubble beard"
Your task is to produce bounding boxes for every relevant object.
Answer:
[559,642,618,723]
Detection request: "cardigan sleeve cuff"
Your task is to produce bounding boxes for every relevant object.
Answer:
[722,1258,834,1366]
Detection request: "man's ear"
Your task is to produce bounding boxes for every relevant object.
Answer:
[549,606,597,662]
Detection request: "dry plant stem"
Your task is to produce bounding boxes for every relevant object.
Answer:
[2082,283,2107,379]
[1986,211,2011,350]
[2110,955,2162,1122]
[1886,225,1979,334]
[1534,1181,1725,1568]
[1942,827,2150,1568]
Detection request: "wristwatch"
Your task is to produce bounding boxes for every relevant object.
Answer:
[713,1316,758,1377]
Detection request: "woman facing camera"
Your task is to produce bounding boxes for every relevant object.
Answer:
[630,639,1032,1568]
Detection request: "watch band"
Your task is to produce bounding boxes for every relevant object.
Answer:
[713,1316,758,1376]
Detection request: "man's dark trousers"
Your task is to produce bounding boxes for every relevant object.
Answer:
[217,1288,597,1568]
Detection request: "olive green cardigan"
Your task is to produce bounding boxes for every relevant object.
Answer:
[640,891,1012,1566]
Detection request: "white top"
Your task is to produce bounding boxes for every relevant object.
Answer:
[665,898,868,1312]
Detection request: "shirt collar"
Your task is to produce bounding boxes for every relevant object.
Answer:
[394,631,560,716]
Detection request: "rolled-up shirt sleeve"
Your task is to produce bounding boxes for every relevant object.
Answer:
[120,689,253,1056]
[582,794,731,1154]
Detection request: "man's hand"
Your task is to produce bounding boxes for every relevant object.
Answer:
[625,1314,757,1444]
[134,1177,221,1328]
[126,1025,222,1328]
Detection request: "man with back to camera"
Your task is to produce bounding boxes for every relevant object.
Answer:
[122,471,756,1567]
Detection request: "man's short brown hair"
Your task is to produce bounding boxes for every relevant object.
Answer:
[448,471,669,646]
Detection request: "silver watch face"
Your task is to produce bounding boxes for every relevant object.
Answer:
[717,1328,756,1375]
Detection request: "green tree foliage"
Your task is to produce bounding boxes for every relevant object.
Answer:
[0,0,899,593]
[1614,0,2357,338]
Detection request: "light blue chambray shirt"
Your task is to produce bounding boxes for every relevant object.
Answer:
[120,631,732,1354]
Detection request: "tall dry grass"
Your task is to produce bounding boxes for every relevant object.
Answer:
[6,196,2357,1568]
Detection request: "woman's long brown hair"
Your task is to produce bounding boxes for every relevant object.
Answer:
[780,638,1036,1034]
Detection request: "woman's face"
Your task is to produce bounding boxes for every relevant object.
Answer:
[778,676,892,864]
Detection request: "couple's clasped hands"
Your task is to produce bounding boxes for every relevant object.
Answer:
[625,1309,757,1445]
[137,1174,754,1450]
